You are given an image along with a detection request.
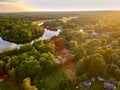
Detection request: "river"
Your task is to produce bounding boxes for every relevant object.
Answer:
[0,28,61,53]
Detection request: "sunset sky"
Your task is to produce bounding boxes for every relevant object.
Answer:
[0,0,120,12]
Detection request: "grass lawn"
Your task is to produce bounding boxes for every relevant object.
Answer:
[0,81,12,90]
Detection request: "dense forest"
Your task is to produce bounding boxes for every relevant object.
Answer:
[0,11,120,90]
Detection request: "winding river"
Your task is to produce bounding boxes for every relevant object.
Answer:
[0,28,61,53]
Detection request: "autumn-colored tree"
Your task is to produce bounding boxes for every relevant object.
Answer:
[22,77,38,90]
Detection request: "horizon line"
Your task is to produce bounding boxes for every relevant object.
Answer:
[0,9,120,13]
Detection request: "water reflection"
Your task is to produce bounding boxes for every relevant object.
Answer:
[39,29,61,39]
[0,29,61,53]
[0,38,22,53]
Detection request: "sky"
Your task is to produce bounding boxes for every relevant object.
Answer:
[0,0,120,12]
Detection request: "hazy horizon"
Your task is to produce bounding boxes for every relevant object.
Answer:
[0,10,119,13]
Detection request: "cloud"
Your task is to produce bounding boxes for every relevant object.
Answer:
[0,0,26,12]
[0,0,20,2]
[0,2,24,12]
[23,0,120,11]
[1,0,120,12]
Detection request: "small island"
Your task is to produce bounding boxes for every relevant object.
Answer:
[0,20,44,44]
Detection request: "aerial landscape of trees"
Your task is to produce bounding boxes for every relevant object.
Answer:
[0,11,120,90]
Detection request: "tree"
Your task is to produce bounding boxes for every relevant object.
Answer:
[39,52,56,74]
[101,38,107,46]
[15,60,41,83]
[83,39,100,55]
[62,21,76,29]
[22,77,38,90]
[104,48,115,63]
[118,38,120,46]
[83,53,106,76]
[0,60,4,75]
[113,68,120,79]
[33,41,54,53]
[112,40,118,49]
[76,59,86,75]
[73,45,86,61]
[65,69,76,86]
[69,40,78,50]
[116,82,120,90]
[9,68,16,81]
[107,64,119,77]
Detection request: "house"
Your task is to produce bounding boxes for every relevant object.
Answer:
[56,56,62,64]
[62,48,69,54]
[80,29,84,33]
[82,80,92,87]
[91,30,98,35]
[76,86,79,89]
[91,77,96,82]
[97,77,105,82]
[91,30,99,38]
[0,79,4,82]
[78,76,117,90]
[61,58,67,63]
[108,78,117,85]
[70,54,75,59]
[91,32,98,36]
[103,82,116,90]
[107,44,112,48]
[38,22,44,26]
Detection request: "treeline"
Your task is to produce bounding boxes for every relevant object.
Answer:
[0,12,62,21]
[0,11,111,21]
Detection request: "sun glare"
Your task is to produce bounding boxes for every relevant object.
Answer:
[112,10,120,11]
